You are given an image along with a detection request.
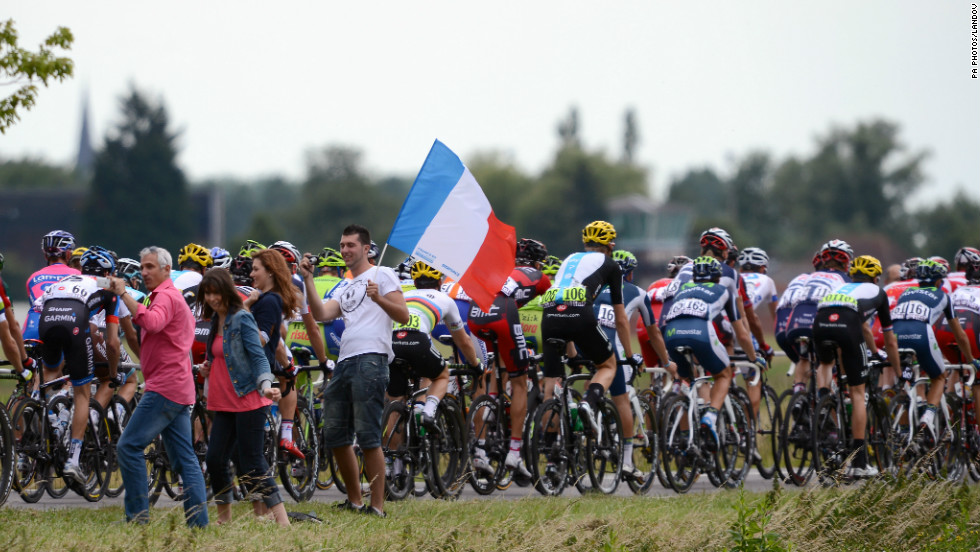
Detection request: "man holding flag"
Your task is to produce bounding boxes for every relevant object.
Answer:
[301,224,408,518]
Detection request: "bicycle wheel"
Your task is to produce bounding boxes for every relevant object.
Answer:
[146,436,168,506]
[867,395,894,475]
[934,400,965,482]
[660,394,699,493]
[527,398,568,496]
[104,396,132,498]
[755,384,782,480]
[427,397,466,499]
[585,397,622,494]
[10,398,46,502]
[640,389,670,489]
[723,390,754,488]
[814,394,844,484]
[45,395,72,499]
[0,403,13,506]
[466,395,503,495]
[781,392,817,486]
[381,401,414,501]
[189,404,213,501]
[69,399,110,502]
[887,394,914,472]
[625,395,657,495]
[280,401,319,502]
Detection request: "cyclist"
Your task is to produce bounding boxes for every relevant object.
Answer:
[662,256,765,450]
[660,228,742,334]
[1,252,33,381]
[946,247,979,291]
[35,247,120,482]
[541,221,630,434]
[173,243,213,306]
[468,238,551,476]
[597,249,676,478]
[892,260,980,444]
[25,230,81,385]
[386,261,482,478]
[517,254,560,356]
[638,256,690,367]
[786,240,853,395]
[948,253,980,426]
[313,247,348,361]
[811,255,901,477]
[69,246,87,271]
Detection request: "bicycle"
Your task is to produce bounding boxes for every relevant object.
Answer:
[659,346,754,493]
[623,365,665,494]
[730,350,785,481]
[526,338,624,496]
[0,362,18,505]
[780,336,821,486]
[278,355,320,502]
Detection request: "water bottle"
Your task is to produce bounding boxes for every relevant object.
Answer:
[48,410,61,441]
[570,404,583,432]
[312,399,323,427]
[844,394,852,418]
[414,403,426,436]
[58,406,71,442]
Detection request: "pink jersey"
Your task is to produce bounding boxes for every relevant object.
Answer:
[25,263,80,313]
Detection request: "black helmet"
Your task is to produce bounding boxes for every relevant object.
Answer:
[516,238,547,265]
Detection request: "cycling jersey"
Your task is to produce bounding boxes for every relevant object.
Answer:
[893,286,955,378]
[742,273,778,311]
[35,274,120,386]
[638,277,672,365]
[23,263,80,340]
[388,288,463,396]
[786,269,851,355]
[775,273,809,363]
[818,283,893,327]
[943,285,980,358]
[660,261,740,326]
[947,271,968,292]
[469,266,548,376]
[399,288,465,335]
[663,281,737,377]
[595,279,654,395]
[813,282,893,384]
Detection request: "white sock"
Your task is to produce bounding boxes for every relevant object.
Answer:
[423,395,440,418]
[623,442,634,468]
[280,419,293,441]
[507,438,522,458]
[69,438,82,464]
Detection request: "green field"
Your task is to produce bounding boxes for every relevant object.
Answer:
[3,478,980,551]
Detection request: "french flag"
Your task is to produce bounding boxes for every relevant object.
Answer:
[388,140,516,312]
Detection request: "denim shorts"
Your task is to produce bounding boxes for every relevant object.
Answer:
[322,353,389,449]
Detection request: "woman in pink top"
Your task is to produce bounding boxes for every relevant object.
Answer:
[197,269,288,527]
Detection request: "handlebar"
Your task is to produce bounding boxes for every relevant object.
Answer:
[946,363,976,387]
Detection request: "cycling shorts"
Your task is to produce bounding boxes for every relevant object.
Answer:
[388,330,446,397]
[469,296,529,377]
[894,320,945,379]
[786,303,818,361]
[38,299,94,386]
[541,304,613,379]
[774,307,800,363]
[597,324,629,397]
[812,308,869,386]
[664,318,729,378]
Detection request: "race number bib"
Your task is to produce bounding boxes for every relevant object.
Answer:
[541,286,588,307]
[394,313,422,331]
[666,298,708,320]
[893,301,930,322]
[597,304,616,329]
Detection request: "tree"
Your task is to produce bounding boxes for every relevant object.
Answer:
[0,20,73,133]
[0,157,81,189]
[913,191,980,259]
[83,87,191,256]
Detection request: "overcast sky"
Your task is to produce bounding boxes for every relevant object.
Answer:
[4,1,978,204]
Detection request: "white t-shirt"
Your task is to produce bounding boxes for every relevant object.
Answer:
[741,273,778,311]
[328,266,401,363]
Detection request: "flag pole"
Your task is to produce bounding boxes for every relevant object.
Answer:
[372,243,390,280]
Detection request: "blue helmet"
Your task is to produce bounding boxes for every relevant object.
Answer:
[915,259,947,284]
[691,256,723,282]
[612,250,638,276]
[42,230,75,257]
[80,247,116,276]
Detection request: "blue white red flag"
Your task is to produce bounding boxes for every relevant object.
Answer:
[388,140,515,312]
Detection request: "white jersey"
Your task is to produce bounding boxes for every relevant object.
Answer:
[741,273,778,311]
[170,270,202,291]
[396,288,464,335]
[327,266,401,363]
[776,273,809,311]
[950,285,980,316]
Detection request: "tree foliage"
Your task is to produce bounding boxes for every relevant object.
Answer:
[83,87,191,256]
[0,20,74,133]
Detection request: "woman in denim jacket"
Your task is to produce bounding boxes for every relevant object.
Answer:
[196,268,289,527]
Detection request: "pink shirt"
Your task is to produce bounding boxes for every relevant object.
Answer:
[132,278,196,405]
[206,335,272,412]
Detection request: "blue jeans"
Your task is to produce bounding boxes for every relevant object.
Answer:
[117,391,208,527]
[322,353,389,449]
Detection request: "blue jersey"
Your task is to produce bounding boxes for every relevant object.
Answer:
[892,286,953,326]
[594,280,654,350]
[661,262,740,324]
[663,281,737,324]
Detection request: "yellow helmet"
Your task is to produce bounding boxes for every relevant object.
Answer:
[178,243,213,269]
[582,220,616,245]
[71,246,88,261]
[410,260,443,281]
[849,255,882,279]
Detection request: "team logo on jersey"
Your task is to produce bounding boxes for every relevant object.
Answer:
[557,304,567,312]
[829,314,839,322]
[396,331,407,339]
[72,327,79,335]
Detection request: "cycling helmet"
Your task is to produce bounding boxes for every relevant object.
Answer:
[612,250,638,276]
[394,256,414,280]
[928,256,950,272]
[726,245,740,265]
[71,246,88,263]
[966,256,980,285]
[368,241,380,261]
[915,259,947,284]
[811,249,824,270]
[271,240,301,265]
[954,247,980,269]
[238,240,266,259]
[210,247,232,269]
[849,255,883,279]
[42,230,75,257]
[516,238,548,265]
[666,255,692,278]
[230,256,254,286]
[541,255,561,276]
[318,247,345,268]
[899,257,924,280]
[582,220,616,246]
[116,257,141,278]
[691,256,723,282]
[699,227,733,254]
[820,239,853,267]
[738,247,769,269]
[178,243,213,269]
[410,260,443,282]
[80,247,115,276]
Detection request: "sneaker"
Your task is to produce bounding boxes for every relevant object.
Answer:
[621,464,644,481]
[577,401,599,436]
[699,421,719,453]
[505,454,532,479]
[360,504,387,518]
[848,464,880,478]
[333,498,363,512]
[472,451,494,476]
[63,461,86,484]
[279,438,306,460]
[420,412,441,436]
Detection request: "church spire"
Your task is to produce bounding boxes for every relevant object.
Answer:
[76,89,94,175]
